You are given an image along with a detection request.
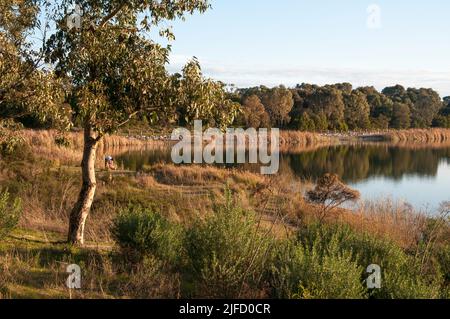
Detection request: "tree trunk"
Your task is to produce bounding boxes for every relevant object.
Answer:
[68,125,99,245]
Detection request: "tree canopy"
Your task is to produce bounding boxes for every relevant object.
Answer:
[0,0,66,127]
[236,83,447,131]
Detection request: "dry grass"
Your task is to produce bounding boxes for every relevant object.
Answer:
[280,129,450,146]
[279,130,337,147]
[20,129,167,165]
[337,200,427,249]
[373,129,450,144]
[146,163,266,188]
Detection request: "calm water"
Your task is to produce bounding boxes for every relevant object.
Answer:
[113,143,450,212]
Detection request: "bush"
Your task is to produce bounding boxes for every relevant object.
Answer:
[54,134,71,148]
[111,205,183,265]
[0,120,24,156]
[437,245,450,284]
[296,223,443,299]
[185,187,274,298]
[272,230,366,299]
[0,189,22,240]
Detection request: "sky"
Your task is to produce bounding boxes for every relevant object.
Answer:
[161,0,450,96]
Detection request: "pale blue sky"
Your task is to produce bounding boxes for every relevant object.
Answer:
[163,0,450,96]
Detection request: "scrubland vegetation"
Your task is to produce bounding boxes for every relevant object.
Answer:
[0,130,449,299]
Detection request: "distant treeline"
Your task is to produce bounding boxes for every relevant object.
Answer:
[231,83,450,131]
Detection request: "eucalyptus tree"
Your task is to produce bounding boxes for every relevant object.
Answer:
[42,0,218,245]
[175,58,240,130]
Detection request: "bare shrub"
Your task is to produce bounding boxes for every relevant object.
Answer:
[306,174,360,221]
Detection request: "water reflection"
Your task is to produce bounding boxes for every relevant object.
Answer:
[111,143,450,210]
[283,144,450,183]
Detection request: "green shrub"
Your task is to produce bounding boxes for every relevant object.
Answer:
[111,205,183,265]
[437,245,450,284]
[296,223,443,299]
[54,134,71,148]
[185,187,274,298]
[0,189,22,240]
[0,120,24,156]
[272,230,366,299]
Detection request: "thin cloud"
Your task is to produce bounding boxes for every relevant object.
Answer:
[168,54,450,97]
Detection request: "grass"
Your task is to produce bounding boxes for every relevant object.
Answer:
[281,128,450,146]
[20,129,167,166]
[279,130,337,147]
[380,129,450,143]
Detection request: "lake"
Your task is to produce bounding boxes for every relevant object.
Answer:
[112,143,450,212]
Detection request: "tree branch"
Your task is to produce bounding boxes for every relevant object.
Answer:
[99,3,128,28]
[117,111,139,129]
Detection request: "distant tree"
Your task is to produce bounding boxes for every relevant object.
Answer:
[382,85,408,103]
[237,86,270,100]
[306,174,360,222]
[260,86,294,127]
[306,86,346,131]
[298,112,316,131]
[289,89,304,127]
[370,115,390,130]
[289,84,317,128]
[406,88,442,128]
[391,102,411,129]
[311,112,329,131]
[356,86,393,129]
[441,100,450,116]
[332,82,353,95]
[242,95,270,129]
[382,85,416,129]
[343,90,371,130]
[444,96,450,108]
[432,115,450,128]
[433,98,450,128]
[239,84,444,132]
